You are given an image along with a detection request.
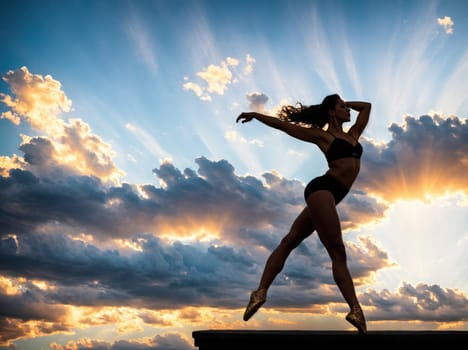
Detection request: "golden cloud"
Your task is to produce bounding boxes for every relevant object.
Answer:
[358,115,468,202]
[183,54,255,100]
[1,67,124,184]
[437,16,454,34]
[0,155,26,177]
[1,66,71,134]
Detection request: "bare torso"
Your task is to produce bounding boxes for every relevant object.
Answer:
[319,131,362,190]
[326,158,361,189]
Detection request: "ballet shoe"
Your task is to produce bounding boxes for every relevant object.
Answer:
[243,289,267,321]
[345,305,367,334]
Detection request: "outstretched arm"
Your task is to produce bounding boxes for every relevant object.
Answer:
[346,101,371,139]
[236,112,286,130]
[236,112,328,147]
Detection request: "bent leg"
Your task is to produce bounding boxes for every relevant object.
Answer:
[257,206,315,291]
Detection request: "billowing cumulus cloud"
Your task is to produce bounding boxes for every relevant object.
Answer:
[357,114,468,202]
[362,282,468,322]
[0,66,71,133]
[0,154,26,177]
[0,67,124,184]
[0,154,388,241]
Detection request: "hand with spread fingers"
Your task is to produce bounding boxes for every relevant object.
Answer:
[236,112,256,124]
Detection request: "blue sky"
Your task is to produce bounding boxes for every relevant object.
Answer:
[1,0,467,349]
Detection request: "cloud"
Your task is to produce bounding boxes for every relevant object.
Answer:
[0,156,296,239]
[0,156,394,340]
[0,67,72,133]
[0,225,391,344]
[363,282,468,322]
[246,92,269,112]
[182,79,211,101]
[339,190,389,231]
[357,114,468,202]
[0,286,68,323]
[183,54,256,101]
[0,67,124,184]
[198,58,238,95]
[0,154,25,177]
[0,152,393,338]
[0,274,71,346]
[437,16,454,34]
[0,151,389,242]
[1,225,465,345]
[50,333,193,350]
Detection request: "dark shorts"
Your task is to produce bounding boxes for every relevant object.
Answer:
[304,174,349,204]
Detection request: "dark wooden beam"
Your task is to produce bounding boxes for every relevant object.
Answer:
[193,330,468,349]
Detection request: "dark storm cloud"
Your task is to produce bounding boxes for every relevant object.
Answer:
[0,227,394,343]
[0,288,66,322]
[2,228,390,311]
[19,136,56,169]
[0,143,387,244]
[0,230,392,334]
[1,152,304,240]
[0,232,259,309]
[0,168,107,234]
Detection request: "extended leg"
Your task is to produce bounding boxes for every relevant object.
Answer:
[257,207,315,290]
[243,207,315,321]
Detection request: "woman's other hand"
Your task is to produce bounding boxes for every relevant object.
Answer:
[236,112,255,124]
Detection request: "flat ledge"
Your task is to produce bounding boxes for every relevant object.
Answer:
[192,330,468,349]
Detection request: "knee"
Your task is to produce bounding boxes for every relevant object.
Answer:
[328,242,347,262]
[280,233,301,250]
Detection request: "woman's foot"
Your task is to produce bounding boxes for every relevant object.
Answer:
[243,289,267,321]
[345,305,367,334]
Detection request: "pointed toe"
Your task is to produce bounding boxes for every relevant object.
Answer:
[243,289,267,321]
[345,306,367,334]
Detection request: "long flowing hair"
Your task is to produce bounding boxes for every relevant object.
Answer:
[277,94,341,128]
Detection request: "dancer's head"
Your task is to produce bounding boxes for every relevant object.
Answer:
[277,93,343,128]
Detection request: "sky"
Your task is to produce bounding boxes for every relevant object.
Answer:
[0,0,467,349]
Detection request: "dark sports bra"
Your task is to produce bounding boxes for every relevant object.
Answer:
[325,136,363,162]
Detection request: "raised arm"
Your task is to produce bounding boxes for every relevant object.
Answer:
[236,112,328,148]
[346,101,371,139]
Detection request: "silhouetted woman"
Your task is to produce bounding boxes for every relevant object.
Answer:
[236,94,371,334]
